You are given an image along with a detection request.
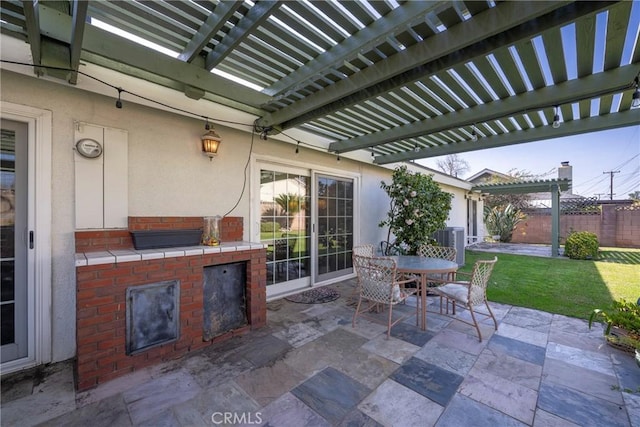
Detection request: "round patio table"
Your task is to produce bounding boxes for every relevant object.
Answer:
[390,255,458,330]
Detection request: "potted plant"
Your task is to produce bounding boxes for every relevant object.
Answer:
[589,299,640,358]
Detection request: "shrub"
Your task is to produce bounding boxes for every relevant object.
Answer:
[483,204,526,243]
[260,221,281,233]
[379,165,453,255]
[564,231,599,260]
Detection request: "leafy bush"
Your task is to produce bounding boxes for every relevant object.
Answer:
[483,204,526,242]
[379,165,452,255]
[564,231,599,260]
[260,221,281,233]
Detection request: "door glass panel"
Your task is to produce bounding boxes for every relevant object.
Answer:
[1,120,28,362]
[260,169,311,286]
[316,175,354,282]
[1,128,16,347]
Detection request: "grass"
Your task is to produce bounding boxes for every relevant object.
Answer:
[462,248,640,320]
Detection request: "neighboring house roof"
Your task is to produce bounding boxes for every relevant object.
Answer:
[467,169,513,184]
[407,162,473,190]
[468,168,581,200]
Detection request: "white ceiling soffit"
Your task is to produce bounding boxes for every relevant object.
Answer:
[1,0,638,162]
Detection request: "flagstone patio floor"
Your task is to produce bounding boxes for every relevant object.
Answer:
[2,279,639,427]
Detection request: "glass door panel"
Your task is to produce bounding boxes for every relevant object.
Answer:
[315,175,354,282]
[1,120,28,363]
[260,168,311,295]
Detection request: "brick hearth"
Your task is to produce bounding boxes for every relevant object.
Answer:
[74,217,266,391]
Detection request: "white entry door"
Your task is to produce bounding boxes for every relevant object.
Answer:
[1,103,52,374]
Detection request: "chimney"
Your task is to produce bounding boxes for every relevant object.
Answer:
[558,161,572,194]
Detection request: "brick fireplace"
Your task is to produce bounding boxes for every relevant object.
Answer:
[74,217,266,391]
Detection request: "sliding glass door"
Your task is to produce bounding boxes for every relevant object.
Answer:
[257,162,357,298]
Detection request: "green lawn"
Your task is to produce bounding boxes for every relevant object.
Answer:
[462,248,640,320]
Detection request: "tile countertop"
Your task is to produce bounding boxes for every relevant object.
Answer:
[75,241,268,267]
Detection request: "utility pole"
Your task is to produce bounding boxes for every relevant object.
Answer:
[602,170,620,200]
[594,193,605,200]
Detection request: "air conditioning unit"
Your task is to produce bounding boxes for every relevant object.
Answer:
[431,227,465,266]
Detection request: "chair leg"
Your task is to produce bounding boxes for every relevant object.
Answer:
[467,305,483,342]
[352,297,363,329]
[485,300,498,330]
[386,304,393,339]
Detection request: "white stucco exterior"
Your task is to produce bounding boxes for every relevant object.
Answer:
[0,68,480,367]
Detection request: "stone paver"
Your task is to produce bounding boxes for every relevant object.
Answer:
[2,279,638,427]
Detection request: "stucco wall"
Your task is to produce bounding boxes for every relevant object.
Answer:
[1,69,473,364]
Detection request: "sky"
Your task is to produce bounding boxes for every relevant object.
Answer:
[418,124,640,200]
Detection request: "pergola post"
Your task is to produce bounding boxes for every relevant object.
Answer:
[551,184,560,257]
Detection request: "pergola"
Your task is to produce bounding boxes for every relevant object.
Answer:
[472,178,572,256]
[1,1,638,161]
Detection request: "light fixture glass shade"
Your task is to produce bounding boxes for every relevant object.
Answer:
[552,114,561,128]
[202,129,222,159]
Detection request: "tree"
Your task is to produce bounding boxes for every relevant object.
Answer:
[436,154,470,178]
[629,191,640,201]
[379,165,453,255]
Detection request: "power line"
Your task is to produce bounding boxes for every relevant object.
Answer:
[619,177,640,196]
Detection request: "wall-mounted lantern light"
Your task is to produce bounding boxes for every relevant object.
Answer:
[202,121,222,161]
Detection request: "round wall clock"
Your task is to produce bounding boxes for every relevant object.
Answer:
[75,138,103,158]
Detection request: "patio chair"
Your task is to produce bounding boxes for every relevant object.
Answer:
[430,256,498,342]
[417,244,457,262]
[348,244,376,303]
[353,244,375,257]
[417,244,458,284]
[352,255,420,339]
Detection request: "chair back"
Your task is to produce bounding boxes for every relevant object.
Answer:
[352,252,370,282]
[468,257,498,306]
[417,244,456,261]
[353,244,374,257]
[353,255,397,303]
[353,245,375,286]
